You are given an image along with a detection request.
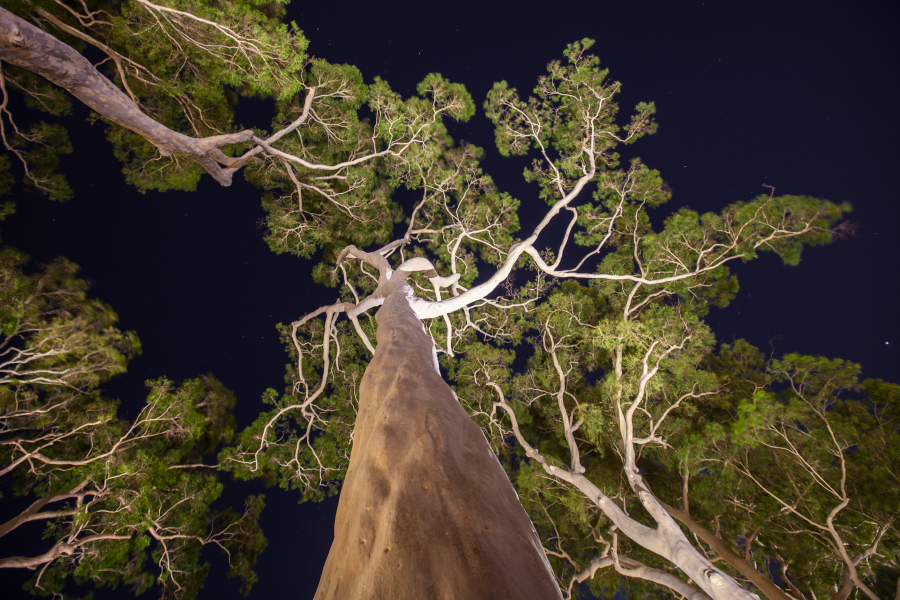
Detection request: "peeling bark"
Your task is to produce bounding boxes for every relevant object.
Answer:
[314,284,562,600]
[0,7,251,185]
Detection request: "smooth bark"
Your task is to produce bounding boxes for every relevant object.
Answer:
[661,502,792,600]
[0,533,129,569]
[0,480,92,540]
[0,540,76,569]
[314,283,562,600]
[0,7,250,185]
[831,544,884,600]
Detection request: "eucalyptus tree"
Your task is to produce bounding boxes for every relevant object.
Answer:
[219,36,847,599]
[0,1,881,599]
[653,344,900,600]
[0,247,265,598]
[1,1,557,597]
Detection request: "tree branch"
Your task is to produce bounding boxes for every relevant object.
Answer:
[0,7,252,185]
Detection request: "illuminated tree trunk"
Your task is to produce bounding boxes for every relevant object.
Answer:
[314,286,562,600]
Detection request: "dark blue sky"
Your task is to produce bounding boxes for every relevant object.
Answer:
[2,1,898,598]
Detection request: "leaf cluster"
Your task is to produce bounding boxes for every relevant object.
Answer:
[0,247,266,599]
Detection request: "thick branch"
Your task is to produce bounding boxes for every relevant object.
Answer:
[487,382,759,600]
[0,7,251,185]
[572,554,711,600]
[0,533,130,570]
[830,524,888,600]
[0,479,91,539]
[408,166,597,319]
[662,502,792,600]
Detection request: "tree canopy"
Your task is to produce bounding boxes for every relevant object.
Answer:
[0,247,265,598]
[0,2,896,599]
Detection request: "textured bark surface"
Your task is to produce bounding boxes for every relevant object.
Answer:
[315,286,562,600]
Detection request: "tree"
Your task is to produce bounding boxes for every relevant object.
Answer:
[216,36,849,599]
[0,246,265,598]
[656,345,900,600]
[1,2,894,599]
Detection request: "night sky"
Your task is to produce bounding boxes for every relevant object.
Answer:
[1,1,898,598]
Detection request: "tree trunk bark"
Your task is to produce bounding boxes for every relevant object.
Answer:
[314,284,562,600]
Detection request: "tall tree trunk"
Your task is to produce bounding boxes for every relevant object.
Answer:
[315,285,562,600]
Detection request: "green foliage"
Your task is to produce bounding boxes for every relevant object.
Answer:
[0,54,75,200]
[2,0,308,193]
[0,117,73,200]
[485,39,656,203]
[244,66,477,259]
[0,248,140,390]
[416,73,476,122]
[0,248,265,599]
[3,65,72,117]
[652,346,900,597]
[219,317,367,501]
[227,37,865,597]
[439,40,867,597]
[4,0,482,254]
[2,7,884,594]
[0,156,14,197]
[109,127,206,193]
[110,0,308,108]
